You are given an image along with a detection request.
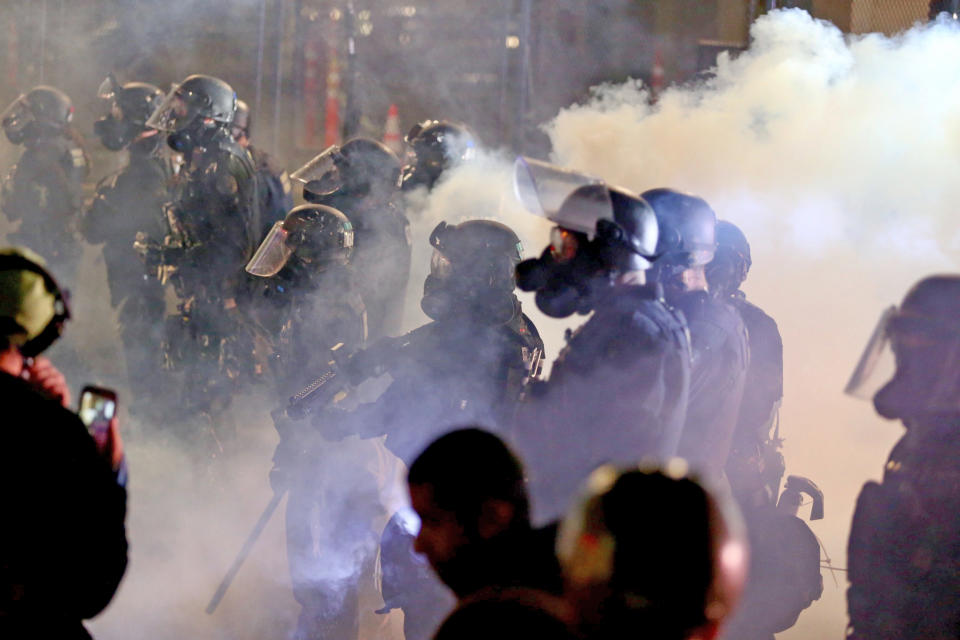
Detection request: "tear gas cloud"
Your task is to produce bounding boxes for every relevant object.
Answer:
[406,10,960,638]
[547,9,960,263]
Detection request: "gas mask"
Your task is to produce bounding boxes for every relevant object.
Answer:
[420,221,519,325]
[94,115,137,151]
[148,83,225,155]
[2,102,38,146]
[167,127,196,154]
[420,249,509,321]
[3,121,35,145]
[512,157,657,318]
[517,228,605,319]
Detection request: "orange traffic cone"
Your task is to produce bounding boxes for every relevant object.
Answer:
[383,103,403,155]
[324,44,342,147]
[651,48,665,102]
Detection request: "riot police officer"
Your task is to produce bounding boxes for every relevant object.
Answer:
[1,86,89,282]
[706,222,822,640]
[295,138,410,339]
[245,203,366,392]
[231,99,292,236]
[642,188,749,480]
[845,275,960,639]
[510,157,692,523]
[247,204,377,640]
[400,120,475,193]
[82,75,172,416]
[274,218,542,640]
[707,220,784,505]
[320,218,544,462]
[143,73,264,420]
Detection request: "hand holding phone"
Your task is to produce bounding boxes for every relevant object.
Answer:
[78,386,124,474]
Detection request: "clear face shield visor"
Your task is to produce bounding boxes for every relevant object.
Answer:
[514,157,643,244]
[845,307,898,400]
[96,75,123,120]
[291,145,345,197]
[245,221,294,278]
[145,85,202,132]
[1,95,34,133]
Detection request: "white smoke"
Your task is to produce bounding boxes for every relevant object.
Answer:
[400,10,960,639]
[547,9,960,263]
[541,9,960,639]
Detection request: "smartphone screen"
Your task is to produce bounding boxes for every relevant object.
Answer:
[78,388,117,437]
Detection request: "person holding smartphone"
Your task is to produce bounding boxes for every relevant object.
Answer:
[0,247,128,640]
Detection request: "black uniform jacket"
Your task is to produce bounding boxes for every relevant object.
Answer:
[519,283,691,522]
[0,373,128,640]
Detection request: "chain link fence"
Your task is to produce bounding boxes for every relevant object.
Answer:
[851,0,931,33]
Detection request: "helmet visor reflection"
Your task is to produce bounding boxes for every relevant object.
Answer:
[246,221,294,277]
[291,145,345,197]
[844,306,897,399]
[97,75,118,102]
[291,145,342,183]
[549,227,580,263]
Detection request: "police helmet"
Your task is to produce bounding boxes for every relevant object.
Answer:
[295,137,401,201]
[94,75,164,150]
[642,188,717,266]
[706,220,752,296]
[146,74,237,147]
[246,204,355,278]
[847,274,960,419]
[421,219,523,321]
[401,120,476,191]
[2,86,74,145]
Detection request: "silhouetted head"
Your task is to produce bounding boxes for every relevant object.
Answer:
[558,462,748,640]
[408,428,530,595]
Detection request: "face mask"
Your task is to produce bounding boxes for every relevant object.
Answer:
[518,242,604,318]
[420,272,515,323]
[420,274,455,320]
[94,115,135,151]
[535,283,586,319]
[167,129,194,153]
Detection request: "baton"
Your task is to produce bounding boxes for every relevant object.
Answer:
[205,490,285,614]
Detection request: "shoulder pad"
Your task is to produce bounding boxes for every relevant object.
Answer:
[217,136,256,172]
